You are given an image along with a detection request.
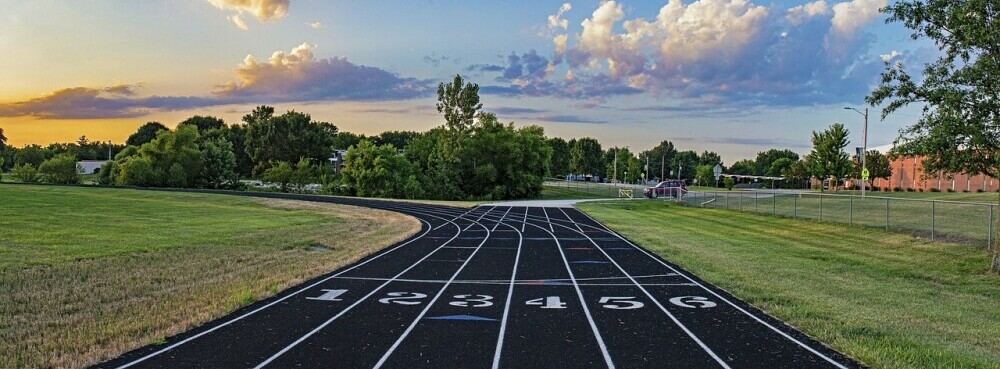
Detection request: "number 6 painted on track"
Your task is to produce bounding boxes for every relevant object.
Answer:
[598,296,644,310]
[668,296,717,308]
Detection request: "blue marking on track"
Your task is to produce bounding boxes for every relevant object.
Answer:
[603,247,632,250]
[425,315,498,322]
[570,260,610,264]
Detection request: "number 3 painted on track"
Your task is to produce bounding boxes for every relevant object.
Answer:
[668,296,717,308]
[450,294,494,307]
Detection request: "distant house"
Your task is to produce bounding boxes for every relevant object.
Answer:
[329,149,348,174]
[76,160,106,174]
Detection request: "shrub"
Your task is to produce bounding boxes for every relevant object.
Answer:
[893,186,902,192]
[723,177,735,191]
[116,157,155,186]
[97,161,116,185]
[38,153,80,184]
[976,189,985,193]
[261,161,294,192]
[929,188,940,192]
[905,187,915,192]
[11,163,40,183]
[947,188,955,192]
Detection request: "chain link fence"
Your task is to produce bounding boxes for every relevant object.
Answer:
[681,191,997,248]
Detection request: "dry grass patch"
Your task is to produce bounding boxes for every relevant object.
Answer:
[0,186,419,368]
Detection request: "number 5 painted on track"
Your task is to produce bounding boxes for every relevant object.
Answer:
[379,292,428,305]
[598,296,644,310]
[668,296,717,308]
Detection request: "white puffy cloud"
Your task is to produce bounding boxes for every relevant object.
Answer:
[229,14,249,30]
[880,50,901,62]
[785,0,829,25]
[548,3,572,29]
[207,0,289,20]
[216,43,432,100]
[830,0,886,37]
[553,34,569,63]
[308,21,323,29]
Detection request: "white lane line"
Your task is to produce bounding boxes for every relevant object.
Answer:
[463,206,496,231]
[554,210,731,369]
[492,207,513,232]
[372,208,498,369]
[331,273,682,284]
[570,209,850,369]
[492,210,524,369]
[436,206,480,230]
[253,209,475,369]
[521,207,528,233]
[542,207,555,232]
[543,212,616,369]
[114,217,435,369]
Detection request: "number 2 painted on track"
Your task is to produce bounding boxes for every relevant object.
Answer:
[379,292,428,305]
[526,296,567,309]
[599,296,644,310]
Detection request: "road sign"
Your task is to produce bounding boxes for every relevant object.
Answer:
[713,164,722,180]
[861,168,870,180]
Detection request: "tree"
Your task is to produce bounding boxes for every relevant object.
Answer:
[728,159,756,175]
[373,131,421,150]
[695,165,715,187]
[674,151,699,181]
[754,149,799,176]
[724,177,735,190]
[178,116,226,132]
[768,157,796,188]
[782,159,811,189]
[863,150,892,184]
[39,153,80,184]
[332,131,368,150]
[15,145,48,167]
[261,161,295,192]
[698,151,723,167]
[436,75,482,133]
[197,130,237,188]
[641,140,678,180]
[807,123,852,191]
[11,163,40,183]
[341,140,423,199]
[0,127,6,152]
[569,137,603,176]
[127,122,168,147]
[548,137,570,177]
[244,106,337,174]
[115,125,203,187]
[226,124,253,177]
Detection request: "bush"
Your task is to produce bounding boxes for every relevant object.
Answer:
[905,187,915,192]
[929,188,940,192]
[261,161,295,192]
[976,189,985,193]
[723,177,735,191]
[116,157,155,186]
[893,186,902,192]
[38,153,80,184]
[97,161,116,185]
[11,163,40,183]
[947,188,955,192]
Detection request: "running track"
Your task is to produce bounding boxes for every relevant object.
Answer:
[95,195,860,369]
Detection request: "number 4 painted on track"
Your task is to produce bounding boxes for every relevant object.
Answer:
[526,296,567,309]
[306,289,348,301]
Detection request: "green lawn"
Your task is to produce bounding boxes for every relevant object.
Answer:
[0,184,419,368]
[577,200,1000,369]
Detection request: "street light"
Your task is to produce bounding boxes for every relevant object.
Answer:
[845,106,869,198]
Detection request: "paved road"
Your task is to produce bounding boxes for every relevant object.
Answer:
[94,196,860,369]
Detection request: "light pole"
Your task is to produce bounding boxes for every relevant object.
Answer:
[845,106,869,197]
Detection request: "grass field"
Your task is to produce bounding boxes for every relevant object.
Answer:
[577,200,1000,369]
[0,184,420,368]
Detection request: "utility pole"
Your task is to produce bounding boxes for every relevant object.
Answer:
[845,107,870,198]
[613,148,618,184]
[661,154,665,181]
[645,155,649,183]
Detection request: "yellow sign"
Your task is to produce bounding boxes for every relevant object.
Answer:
[861,168,870,180]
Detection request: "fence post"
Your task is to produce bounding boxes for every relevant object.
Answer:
[726,192,730,209]
[989,204,994,249]
[793,195,797,218]
[820,194,823,221]
[773,193,777,215]
[931,201,936,240]
[755,192,759,213]
[886,197,890,232]
[850,195,854,226]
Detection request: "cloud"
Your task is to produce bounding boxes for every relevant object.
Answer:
[0,86,218,119]
[478,0,890,107]
[465,64,505,73]
[830,0,886,37]
[532,115,608,124]
[229,14,249,30]
[208,0,289,29]
[308,21,323,29]
[215,42,433,101]
[785,0,829,25]
[487,107,549,115]
[548,3,572,30]
[498,50,550,82]
[424,53,460,67]
[880,50,901,62]
[1,43,433,119]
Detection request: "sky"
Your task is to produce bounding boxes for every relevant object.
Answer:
[0,0,934,163]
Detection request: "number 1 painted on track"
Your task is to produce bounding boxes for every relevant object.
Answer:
[306,289,348,301]
[526,296,567,309]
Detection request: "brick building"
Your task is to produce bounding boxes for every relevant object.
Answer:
[872,155,999,192]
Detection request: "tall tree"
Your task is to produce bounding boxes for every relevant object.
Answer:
[674,150,699,181]
[754,149,800,176]
[244,106,337,174]
[373,130,421,150]
[178,115,226,132]
[197,129,237,188]
[0,127,6,151]
[548,137,570,177]
[728,159,756,176]
[436,75,483,133]
[332,131,368,150]
[641,140,678,180]
[806,123,852,191]
[569,137,603,177]
[126,122,168,147]
[342,140,423,199]
[226,124,253,177]
[865,0,1000,270]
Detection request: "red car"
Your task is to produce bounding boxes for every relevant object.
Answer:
[644,180,688,198]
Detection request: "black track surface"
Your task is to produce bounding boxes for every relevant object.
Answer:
[94,195,862,369]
